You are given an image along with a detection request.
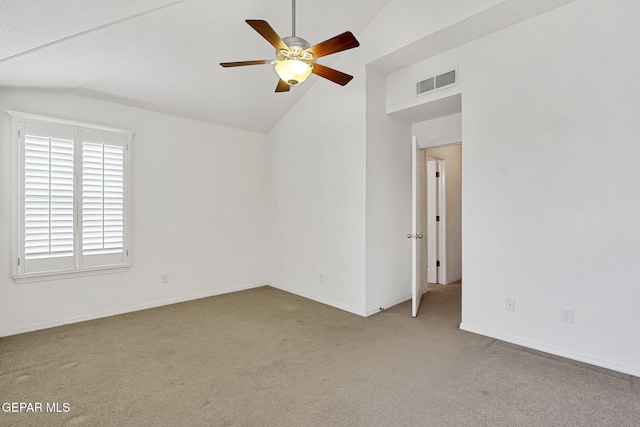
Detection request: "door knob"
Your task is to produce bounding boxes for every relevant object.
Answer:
[407,234,412,239]
[417,234,423,239]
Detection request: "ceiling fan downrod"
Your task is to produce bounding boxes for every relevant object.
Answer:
[282,0,311,56]
[292,0,296,37]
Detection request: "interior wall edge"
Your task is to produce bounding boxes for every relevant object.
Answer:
[445,275,462,285]
[365,293,411,317]
[417,137,462,150]
[267,283,367,317]
[459,323,640,378]
[0,281,269,338]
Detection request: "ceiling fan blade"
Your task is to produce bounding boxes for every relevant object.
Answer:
[220,60,271,68]
[275,79,291,93]
[246,20,289,52]
[312,63,354,86]
[304,31,360,59]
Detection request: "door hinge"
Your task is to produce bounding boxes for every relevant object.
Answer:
[18,130,21,138]
[436,260,440,267]
[18,257,21,266]
[436,215,440,221]
[435,171,440,178]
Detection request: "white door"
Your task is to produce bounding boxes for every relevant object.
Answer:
[426,159,438,283]
[411,136,425,317]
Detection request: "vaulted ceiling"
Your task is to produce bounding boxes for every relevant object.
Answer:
[0,0,391,133]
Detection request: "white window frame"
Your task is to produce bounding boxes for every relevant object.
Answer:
[9,110,134,283]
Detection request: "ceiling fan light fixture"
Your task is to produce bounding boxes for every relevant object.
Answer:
[275,59,312,86]
[219,0,360,92]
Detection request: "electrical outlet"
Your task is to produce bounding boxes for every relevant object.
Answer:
[319,273,325,283]
[505,298,515,312]
[161,273,169,283]
[561,307,574,323]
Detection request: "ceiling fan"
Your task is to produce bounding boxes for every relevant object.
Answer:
[220,0,360,93]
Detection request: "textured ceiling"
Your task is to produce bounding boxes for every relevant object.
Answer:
[0,0,391,133]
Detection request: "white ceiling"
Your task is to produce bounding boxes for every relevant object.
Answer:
[0,0,390,133]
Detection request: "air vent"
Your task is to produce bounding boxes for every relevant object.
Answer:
[436,70,456,88]
[416,78,435,95]
[416,69,457,95]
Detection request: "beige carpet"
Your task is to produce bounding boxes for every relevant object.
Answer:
[1,283,639,426]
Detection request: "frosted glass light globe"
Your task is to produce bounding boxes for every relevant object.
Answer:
[275,60,312,86]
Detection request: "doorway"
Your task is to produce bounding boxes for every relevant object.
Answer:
[425,153,443,285]
[424,143,462,286]
[411,139,462,317]
[382,93,462,316]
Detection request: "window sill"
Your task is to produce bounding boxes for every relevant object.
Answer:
[13,265,131,284]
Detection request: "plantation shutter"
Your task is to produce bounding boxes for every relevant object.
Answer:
[12,111,132,282]
[22,123,75,273]
[81,131,126,268]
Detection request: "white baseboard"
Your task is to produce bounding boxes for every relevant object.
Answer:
[444,275,462,285]
[365,293,411,317]
[267,283,366,317]
[0,282,267,337]
[459,322,640,377]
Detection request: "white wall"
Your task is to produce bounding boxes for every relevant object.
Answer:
[266,67,368,315]
[364,67,412,314]
[387,0,640,375]
[363,0,504,61]
[266,0,512,316]
[0,90,270,336]
[362,1,517,315]
[413,113,462,148]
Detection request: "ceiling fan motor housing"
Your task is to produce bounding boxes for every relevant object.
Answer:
[282,36,311,52]
[276,36,315,86]
[279,37,314,60]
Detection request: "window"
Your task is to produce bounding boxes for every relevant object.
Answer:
[10,111,133,282]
